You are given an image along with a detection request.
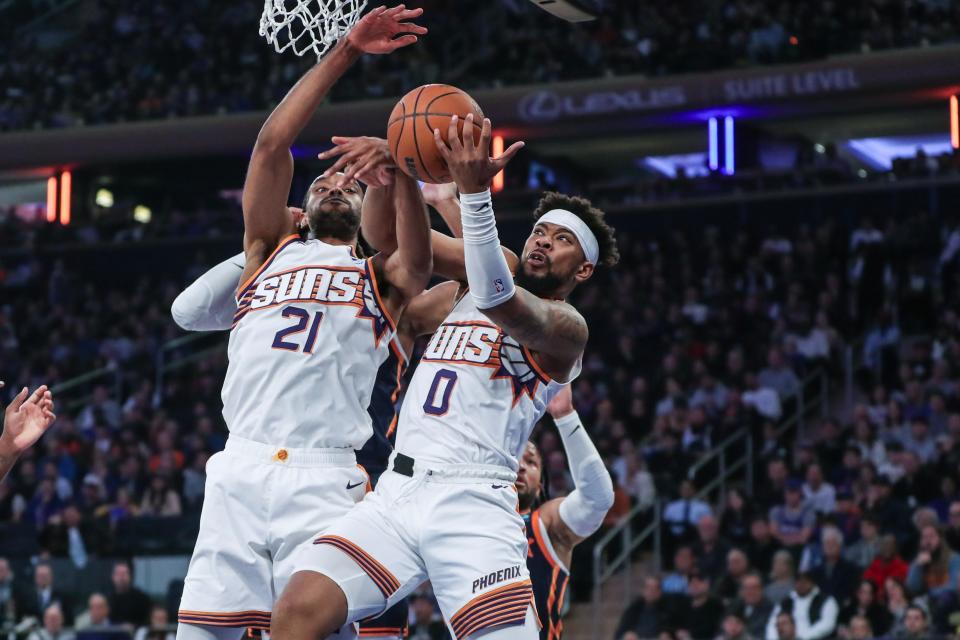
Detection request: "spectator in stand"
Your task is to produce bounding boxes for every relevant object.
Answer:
[844,615,873,640]
[133,605,177,640]
[844,515,881,570]
[0,557,14,626]
[720,486,755,547]
[947,501,960,553]
[900,417,937,464]
[772,611,797,640]
[837,580,893,638]
[27,605,74,640]
[765,570,839,640]
[731,572,773,639]
[695,514,732,581]
[865,534,909,600]
[758,349,800,400]
[138,474,181,517]
[40,504,106,567]
[664,479,712,547]
[907,524,960,599]
[895,604,934,640]
[407,592,447,640]
[716,609,751,640]
[756,458,790,513]
[884,578,916,632]
[803,463,837,515]
[75,593,111,629]
[765,551,797,605]
[615,576,685,640]
[679,570,725,640]
[107,562,151,627]
[715,548,752,602]
[866,477,912,549]
[662,546,696,595]
[770,479,815,556]
[16,564,73,626]
[747,517,779,577]
[809,527,861,607]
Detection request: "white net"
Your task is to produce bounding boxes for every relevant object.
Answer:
[259,0,368,59]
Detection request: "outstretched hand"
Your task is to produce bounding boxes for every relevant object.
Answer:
[1,383,56,455]
[546,384,575,419]
[433,114,524,194]
[319,136,396,188]
[346,5,428,55]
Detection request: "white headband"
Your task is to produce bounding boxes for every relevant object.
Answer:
[538,209,600,265]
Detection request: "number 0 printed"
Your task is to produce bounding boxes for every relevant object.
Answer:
[423,369,458,416]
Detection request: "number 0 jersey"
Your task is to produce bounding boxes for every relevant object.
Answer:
[395,294,575,472]
[221,234,396,450]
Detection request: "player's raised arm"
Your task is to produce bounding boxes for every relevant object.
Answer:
[434,115,590,376]
[375,172,433,304]
[421,182,462,238]
[0,382,57,482]
[536,385,614,561]
[240,6,426,287]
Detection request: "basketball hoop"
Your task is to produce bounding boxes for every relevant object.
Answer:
[259,0,368,58]
[527,0,598,22]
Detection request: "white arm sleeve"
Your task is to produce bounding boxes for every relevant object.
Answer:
[555,411,615,538]
[460,189,516,309]
[171,253,245,332]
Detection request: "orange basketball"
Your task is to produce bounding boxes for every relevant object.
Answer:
[387,84,485,184]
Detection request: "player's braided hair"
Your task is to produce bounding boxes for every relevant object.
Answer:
[532,192,620,267]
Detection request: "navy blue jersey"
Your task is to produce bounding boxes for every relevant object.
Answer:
[359,599,409,637]
[358,339,407,484]
[523,509,570,640]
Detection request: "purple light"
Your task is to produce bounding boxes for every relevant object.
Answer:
[708,118,719,170]
[724,116,735,175]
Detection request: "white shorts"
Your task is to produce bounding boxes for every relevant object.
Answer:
[291,456,536,639]
[178,435,369,630]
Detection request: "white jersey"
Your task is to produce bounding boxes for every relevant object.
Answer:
[395,294,575,472]
[221,234,396,449]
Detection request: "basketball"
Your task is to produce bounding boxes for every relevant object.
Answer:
[387,84,485,184]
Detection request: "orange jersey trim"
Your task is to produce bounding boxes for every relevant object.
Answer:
[365,258,397,333]
[532,510,558,571]
[237,234,300,297]
[314,535,400,597]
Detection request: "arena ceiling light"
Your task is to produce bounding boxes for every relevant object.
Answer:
[95,188,114,208]
[845,134,953,170]
[133,205,152,224]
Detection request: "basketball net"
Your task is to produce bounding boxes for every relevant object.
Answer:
[259,0,368,58]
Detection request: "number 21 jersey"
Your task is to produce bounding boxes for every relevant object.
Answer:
[221,235,396,450]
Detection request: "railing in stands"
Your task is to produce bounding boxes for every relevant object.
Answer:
[154,331,228,400]
[591,367,829,626]
[50,366,123,414]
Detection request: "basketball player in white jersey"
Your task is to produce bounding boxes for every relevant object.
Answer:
[175,7,431,640]
[269,115,619,639]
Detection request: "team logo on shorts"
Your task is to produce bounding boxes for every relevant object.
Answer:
[472,564,523,593]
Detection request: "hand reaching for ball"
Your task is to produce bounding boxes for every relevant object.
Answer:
[433,114,524,194]
[346,5,428,55]
[318,136,396,188]
[1,382,56,456]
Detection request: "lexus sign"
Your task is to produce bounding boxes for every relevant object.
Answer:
[518,87,688,122]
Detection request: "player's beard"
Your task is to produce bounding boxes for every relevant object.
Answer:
[515,263,566,299]
[308,201,361,243]
[517,487,539,513]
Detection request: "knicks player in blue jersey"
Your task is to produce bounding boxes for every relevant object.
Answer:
[270,117,617,639]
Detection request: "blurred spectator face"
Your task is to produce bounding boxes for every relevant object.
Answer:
[822,530,842,561]
[516,443,543,511]
[920,525,941,554]
[642,577,661,603]
[860,518,878,541]
[44,606,64,633]
[768,459,786,483]
[412,595,434,624]
[949,502,960,529]
[785,486,802,507]
[727,549,748,577]
[88,594,109,624]
[856,581,876,607]
[150,606,168,628]
[0,558,10,582]
[741,574,763,605]
[775,613,796,640]
[843,448,861,469]
[687,574,709,599]
[879,535,898,560]
[904,607,927,635]
[112,563,132,591]
[806,464,823,488]
[727,488,745,512]
[885,578,906,605]
[698,515,718,543]
[751,518,771,542]
[772,552,793,580]
[35,564,53,589]
[722,614,746,638]
[64,505,81,528]
[674,547,693,574]
[795,573,814,597]
[679,479,695,500]
[767,349,784,369]
[911,420,928,441]
[849,616,872,639]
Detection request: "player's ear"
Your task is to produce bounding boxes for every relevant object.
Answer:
[574,262,594,284]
